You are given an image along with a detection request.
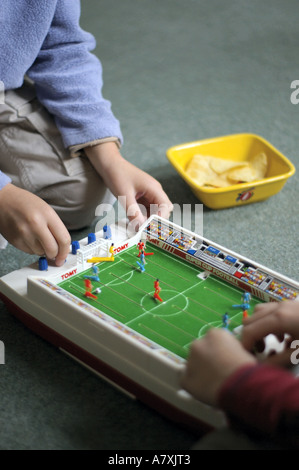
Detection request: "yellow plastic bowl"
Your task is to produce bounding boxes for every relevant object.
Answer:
[166,133,296,210]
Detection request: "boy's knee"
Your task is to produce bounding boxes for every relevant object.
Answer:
[45,172,116,230]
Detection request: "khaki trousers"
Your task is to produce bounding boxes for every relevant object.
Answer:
[0,81,115,231]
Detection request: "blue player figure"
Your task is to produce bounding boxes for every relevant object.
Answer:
[136,250,146,273]
[222,312,230,330]
[232,291,251,311]
[242,291,251,305]
[84,264,100,282]
[103,224,112,240]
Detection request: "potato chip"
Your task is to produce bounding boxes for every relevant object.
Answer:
[251,152,268,178]
[205,175,233,188]
[185,153,268,188]
[186,155,217,186]
[227,165,257,183]
[210,158,249,175]
[228,152,268,183]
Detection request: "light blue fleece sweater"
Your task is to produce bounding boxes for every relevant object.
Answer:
[0,0,123,189]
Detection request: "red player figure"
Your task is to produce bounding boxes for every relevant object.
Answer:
[84,279,97,299]
[153,279,163,302]
[137,239,154,257]
[137,240,145,256]
[242,310,248,321]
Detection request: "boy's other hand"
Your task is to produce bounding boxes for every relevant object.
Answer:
[85,142,173,230]
[0,184,71,266]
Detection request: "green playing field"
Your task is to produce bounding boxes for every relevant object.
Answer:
[58,242,261,360]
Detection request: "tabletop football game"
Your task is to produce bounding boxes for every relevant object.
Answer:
[0,215,298,431]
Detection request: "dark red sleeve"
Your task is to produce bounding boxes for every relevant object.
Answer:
[218,364,299,448]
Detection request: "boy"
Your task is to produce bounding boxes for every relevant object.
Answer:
[0,0,172,266]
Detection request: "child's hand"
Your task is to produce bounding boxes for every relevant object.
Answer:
[181,301,299,407]
[85,143,173,229]
[0,184,71,266]
[241,300,299,366]
[180,328,256,407]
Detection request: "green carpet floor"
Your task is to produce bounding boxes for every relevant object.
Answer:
[0,0,298,450]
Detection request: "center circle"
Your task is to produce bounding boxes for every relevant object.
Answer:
[141,290,189,316]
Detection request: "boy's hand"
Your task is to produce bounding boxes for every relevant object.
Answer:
[0,184,71,266]
[85,142,173,229]
[180,301,299,406]
[180,329,256,407]
[241,301,299,366]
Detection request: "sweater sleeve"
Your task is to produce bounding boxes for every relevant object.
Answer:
[26,0,123,150]
[0,171,11,190]
[218,364,299,448]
